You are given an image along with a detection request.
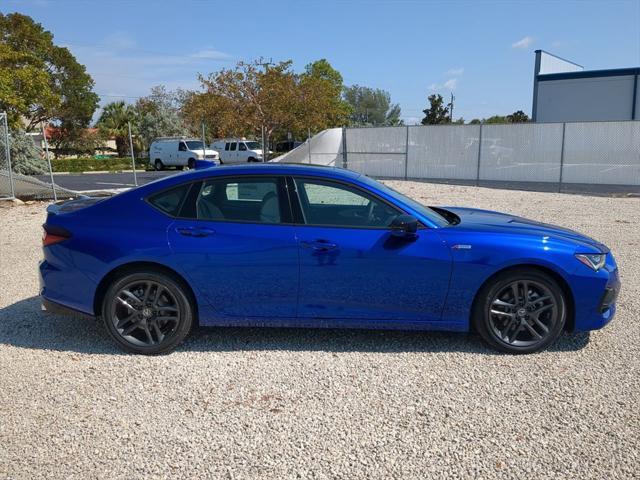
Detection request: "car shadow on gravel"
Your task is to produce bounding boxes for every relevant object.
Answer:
[0,296,591,355]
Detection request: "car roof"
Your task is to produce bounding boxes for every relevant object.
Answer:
[163,163,361,184]
[133,163,363,195]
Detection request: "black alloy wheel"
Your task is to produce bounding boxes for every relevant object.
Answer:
[474,270,566,354]
[102,271,194,354]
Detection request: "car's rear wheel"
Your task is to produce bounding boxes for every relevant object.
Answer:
[102,271,194,354]
[154,159,164,171]
[473,269,566,354]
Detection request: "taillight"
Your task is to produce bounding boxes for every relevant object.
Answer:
[42,225,71,246]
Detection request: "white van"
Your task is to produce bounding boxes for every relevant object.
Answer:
[211,139,267,164]
[149,138,219,170]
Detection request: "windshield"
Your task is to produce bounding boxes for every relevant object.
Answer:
[358,175,450,227]
[185,141,204,150]
[244,141,261,150]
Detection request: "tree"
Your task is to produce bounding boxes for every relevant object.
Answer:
[136,86,187,150]
[299,59,351,134]
[96,101,138,157]
[48,127,105,157]
[0,13,98,131]
[483,115,509,124]
[421,94,451,125]
[343,85,402,126]
[303,58,344,92]
[469,119,481,124]
[182,58,352,152]
[0,130,47,174]
[507,110,530,123]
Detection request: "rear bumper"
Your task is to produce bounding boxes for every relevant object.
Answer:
[41,296,96,321]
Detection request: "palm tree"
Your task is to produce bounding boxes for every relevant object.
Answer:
[97,101,137,157]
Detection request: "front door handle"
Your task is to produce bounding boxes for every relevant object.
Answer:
[300,239,339,252]
[176,226,215,238]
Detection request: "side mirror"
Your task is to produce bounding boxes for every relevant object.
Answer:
[390,215,419,239]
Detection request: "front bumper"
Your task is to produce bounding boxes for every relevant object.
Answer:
[571,253,620,331]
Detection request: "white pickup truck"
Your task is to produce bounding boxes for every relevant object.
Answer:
[211,139,268,164]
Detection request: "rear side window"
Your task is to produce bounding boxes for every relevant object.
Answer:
[225,143,230,151]
[230,142,237,151]
[147,184,189,217]
[193,177,286,224]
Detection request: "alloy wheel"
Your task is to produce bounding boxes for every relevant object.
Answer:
[488,280,558,348]
[110,280,181,347]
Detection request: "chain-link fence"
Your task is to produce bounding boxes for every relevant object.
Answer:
[275,121,640,193]
[0,112,15,199]
[0,113,78,201]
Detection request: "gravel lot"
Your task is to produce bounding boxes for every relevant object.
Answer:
[1,182,638,479]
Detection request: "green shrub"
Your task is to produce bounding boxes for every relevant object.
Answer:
[0,131,48,175]
[51,157,149,173]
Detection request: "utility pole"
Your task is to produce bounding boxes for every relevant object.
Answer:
[201,119,207,165]
[127,121,138,186]
[257,57,274,71]
[256,58,273,162]
[450,92,455,122]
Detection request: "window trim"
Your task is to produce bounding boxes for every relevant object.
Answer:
[145,173,428,230]
[146,174,295,226]
[287,175,423,230]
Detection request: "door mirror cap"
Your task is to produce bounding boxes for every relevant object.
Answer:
[390,215,419,239]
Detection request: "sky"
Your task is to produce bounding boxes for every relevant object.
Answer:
[4,0,640,124]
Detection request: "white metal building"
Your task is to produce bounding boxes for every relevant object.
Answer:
[532,50,640,123]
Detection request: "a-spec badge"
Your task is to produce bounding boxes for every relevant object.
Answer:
[451,244,472,250]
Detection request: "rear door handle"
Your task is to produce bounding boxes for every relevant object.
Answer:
[176,226,216,237]
[300,239,339,252]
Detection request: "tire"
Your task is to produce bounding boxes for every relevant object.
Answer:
[101,271,194,355]
[472,269,566,354]
[154,159,164,171]
[187,158,196,169]
[247,157,256,163]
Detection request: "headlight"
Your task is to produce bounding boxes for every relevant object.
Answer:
[575,253,606,271]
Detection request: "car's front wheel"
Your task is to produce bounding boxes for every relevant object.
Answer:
[473,269,566,354]
[102,271,194,354]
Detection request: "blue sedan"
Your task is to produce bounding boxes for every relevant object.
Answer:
[40,164,620,354]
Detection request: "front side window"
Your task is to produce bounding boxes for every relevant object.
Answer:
[238,143,247,151]
[194,177,284,224]
[294,178,400,228]
[178,142,187,151]
[229,142,237,151]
